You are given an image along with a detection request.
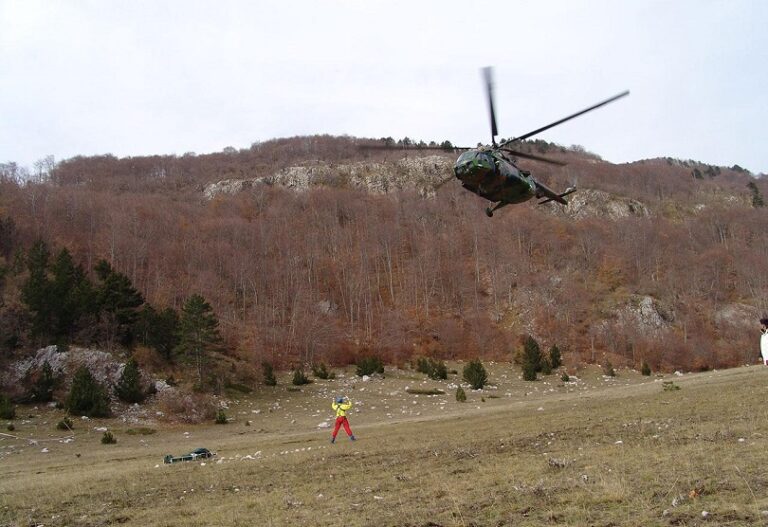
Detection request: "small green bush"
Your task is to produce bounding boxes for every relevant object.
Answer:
[662,381,680,392]
[356,356,384,377]
[311,362,335,380]
[415,357,448,380]
[6,423,14,432]
[561,372,570,383]
[456,387,467,402]
[415,357,430,374]
[66,366,110,418]
[56,417,74,431]
[215,409,228,424]
[262,361,277,386]
[101,431,117,444]
[462,359,488,390]
[114,358,146,404]
[30,361,57,403]
[641,361,651,376]
[523,361,537,382]
[603,362,616,377]
[292,369,311,386]
[0,394,15,420]
[541,357,552,375]
[125,427,156,435]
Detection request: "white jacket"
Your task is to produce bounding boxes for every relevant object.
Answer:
[762,330,768,363]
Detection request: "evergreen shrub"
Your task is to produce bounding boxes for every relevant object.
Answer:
[462,359,488,390]
[262,361,277,386]
[356,356,384,377]
[292,369,311,386]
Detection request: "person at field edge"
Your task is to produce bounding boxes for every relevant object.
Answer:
[331,396,355,443]
[760,318,768,365]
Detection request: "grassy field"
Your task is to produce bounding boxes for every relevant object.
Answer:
[2,363,768,526]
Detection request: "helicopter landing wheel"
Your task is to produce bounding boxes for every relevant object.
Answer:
[485,207,494,217]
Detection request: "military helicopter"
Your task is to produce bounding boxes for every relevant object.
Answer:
[370,68,629,217]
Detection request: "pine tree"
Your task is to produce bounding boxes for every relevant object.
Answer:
[641,361,651,376]
[176,294,222,388]
[549,344,562,369]
[292,369,311,385]
[522,360,537,381]
[94,260,144,347]
[262,361,277,386]
[0,394,15,419]
[50,248,94,343]
[21,240,53,341]
[0,216,16,259]
[66,366,110,417]
[114,358,145,404]
[522,335,543,381]
[136,305,179,360]
[748,181,765,208]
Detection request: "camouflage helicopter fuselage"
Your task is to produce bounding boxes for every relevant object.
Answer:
[453,148,537,205]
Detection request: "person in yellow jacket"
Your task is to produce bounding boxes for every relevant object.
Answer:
[331,396,356,443]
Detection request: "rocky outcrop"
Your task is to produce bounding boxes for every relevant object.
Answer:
[562,189,650,219]
[203,156,454,199]
[713,303,760,328]
[618,295,675,333]
[202,177,269,199]
[2,345,148,395]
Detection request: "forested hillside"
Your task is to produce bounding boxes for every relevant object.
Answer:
[1,135,767,377]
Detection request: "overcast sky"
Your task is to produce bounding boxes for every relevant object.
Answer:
[2,0,767,174]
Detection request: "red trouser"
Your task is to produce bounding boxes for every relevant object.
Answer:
[332,416,353,438]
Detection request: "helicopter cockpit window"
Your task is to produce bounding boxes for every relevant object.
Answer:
[477,152,495,167]
[457,151,475,164]
[458,151,494,167]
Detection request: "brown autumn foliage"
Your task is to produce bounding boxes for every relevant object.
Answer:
[1,135,767,372]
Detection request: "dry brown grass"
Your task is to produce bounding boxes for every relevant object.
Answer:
[2,364,768,526]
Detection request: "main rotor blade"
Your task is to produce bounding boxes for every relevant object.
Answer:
[501,148,567,166]
[500,90,629,146]
[483,67,498,145]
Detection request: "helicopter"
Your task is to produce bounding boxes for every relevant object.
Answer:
[371,68,629,217]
